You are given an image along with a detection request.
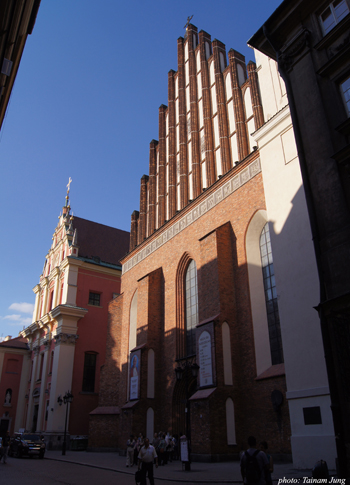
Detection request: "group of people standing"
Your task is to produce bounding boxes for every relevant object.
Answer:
[126,432,178,469]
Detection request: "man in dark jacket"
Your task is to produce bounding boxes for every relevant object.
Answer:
[240,436,269,485]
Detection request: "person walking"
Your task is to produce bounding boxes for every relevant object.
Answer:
[240,436,269,485]
[138,438,158,485]
[126,434,135,467]
[1,431,10,464]
[158,433,166,465]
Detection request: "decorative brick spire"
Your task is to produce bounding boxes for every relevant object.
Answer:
[247,61,264,130]
[168,70,177,218]
[228,49,249,160]
[148,140,158,235]
[213,39,231,174]
[138,175,149,244]
[130,211,139,251]
[158,106,167,227]
[199,30,215,186]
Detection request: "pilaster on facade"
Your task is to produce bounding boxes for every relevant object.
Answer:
[32,284,41,322]
[199,30,216,187]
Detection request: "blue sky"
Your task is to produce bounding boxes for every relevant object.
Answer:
[0,0,282,339]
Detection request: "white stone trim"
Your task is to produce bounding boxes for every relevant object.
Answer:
[286,386,330,400]
[123,158,261,274]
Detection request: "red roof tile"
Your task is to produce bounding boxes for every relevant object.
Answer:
[73,217,130,266]
[0,336,29,350]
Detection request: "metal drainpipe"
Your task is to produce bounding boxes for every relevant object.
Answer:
[262,24,348,478]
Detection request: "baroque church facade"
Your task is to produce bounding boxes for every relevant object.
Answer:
[14,187,130,449]
[89,24,336,467]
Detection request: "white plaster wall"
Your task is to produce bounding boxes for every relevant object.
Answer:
[196,50,200,73]
[197,73,202,99]
[254,49,288,121]
[46,341,76,432]
[289,394,336,469]
[253,50,336,468]
[15,354,31,431]
[256,111,328,392]
[246,210,272,376]
[211,84,217,115]
[225,72,232,100]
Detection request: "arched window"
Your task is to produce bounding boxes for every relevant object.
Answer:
[260,223,283,365]
[185,260,198,356]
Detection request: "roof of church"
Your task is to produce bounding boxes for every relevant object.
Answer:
[72,217,130,266]
[0,336,29,350]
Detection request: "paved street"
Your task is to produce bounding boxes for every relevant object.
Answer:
[0,450,332,485]
[0,456,140,485]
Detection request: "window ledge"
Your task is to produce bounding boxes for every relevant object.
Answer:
[255,363,285,380]
[315,14,350,51]
[79,391,99,396]
[87,304,103,308]
[336,117,350,136]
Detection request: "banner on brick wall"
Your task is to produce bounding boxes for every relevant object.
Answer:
[130,350,141,400]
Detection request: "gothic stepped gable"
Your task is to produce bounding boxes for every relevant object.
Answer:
[130,24,264,250]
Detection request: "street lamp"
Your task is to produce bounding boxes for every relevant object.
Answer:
[61,391,73,456]
[174,359,199,470]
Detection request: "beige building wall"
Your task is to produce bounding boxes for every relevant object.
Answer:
[252,50,336,469]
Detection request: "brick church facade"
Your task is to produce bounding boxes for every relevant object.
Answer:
[89,24,335,465]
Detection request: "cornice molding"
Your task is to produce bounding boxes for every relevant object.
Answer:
[50,304,88,320]
[123,157,261,274]
[33,284,41,294]
[0,345,29,355]
[253,104,291,144]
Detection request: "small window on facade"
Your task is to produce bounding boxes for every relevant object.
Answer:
[260,223,284,365]
[185,260,198,356]
[320,0,350,35]
[341,76,350,116]
[82,352,97,392]
[89,292,101,306]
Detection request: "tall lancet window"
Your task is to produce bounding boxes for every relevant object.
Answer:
[185,260,198,356]
[260,223,284,365]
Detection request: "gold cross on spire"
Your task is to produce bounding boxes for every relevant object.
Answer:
[67,177,72,194]
[184,15,193,30]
